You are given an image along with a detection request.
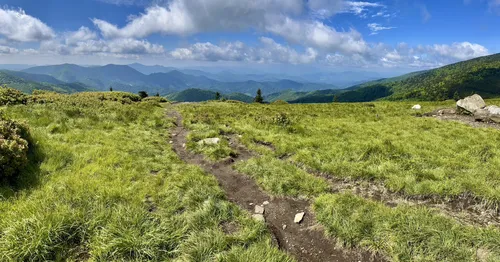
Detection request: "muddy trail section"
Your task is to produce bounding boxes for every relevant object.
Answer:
[167,109,382,262]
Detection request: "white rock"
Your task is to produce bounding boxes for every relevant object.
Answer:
[412,104,422,110]
[255,205,265,214]
[294,212,305,224]
[457,94,486,114]
[252,214,265,222]
[182,143,186,148]
[486,105,500,123]
[169,141,173,144]
[197,137,220,145]
[282,224,287,230]
[263,201,270,205]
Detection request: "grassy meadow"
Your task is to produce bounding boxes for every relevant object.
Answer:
[177,100,500,261]
[0,92,291,261]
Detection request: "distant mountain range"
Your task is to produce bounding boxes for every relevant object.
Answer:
[2,53,500,103]
[20,64,338,96]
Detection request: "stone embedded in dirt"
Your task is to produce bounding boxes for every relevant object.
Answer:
[263,201,270,205]
[169,141,173,144]
[294,212,305,224]
[412,104,421,110]
[252,214,265,222]
[457,94,486,114]
[255,205,265,214]
[485,105,500,123]
[197,137,220,145]
[476,248,490,262]
[474,108,490,122]
[249,203,253,206]
[182,143,186,148]
[282,224,287,230]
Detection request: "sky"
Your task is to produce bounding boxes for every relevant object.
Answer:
[0,0,499,73]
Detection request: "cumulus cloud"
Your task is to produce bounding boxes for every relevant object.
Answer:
[266,17,368,54]
[308,0,344,18]
[0,45,19,54]
[0,8,55,42]
[65,27,98,45]
[343,1,385,17]
[367,23,396,35]
[92,0,303,38]
[170,37,318,64]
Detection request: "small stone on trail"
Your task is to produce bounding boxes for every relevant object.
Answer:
[263,201,270,205]
[169,141,173,144]
[282,224,287,230]
[249,203,254,206]
[255,205,265,214]
[182,143,186,148]
[294,212,305,224]
[252,214,265,222]
[412,104,421,110]
[197,137,220,145]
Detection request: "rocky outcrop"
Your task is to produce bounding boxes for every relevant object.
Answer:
[457,94,486,115]
[485,105,500,123]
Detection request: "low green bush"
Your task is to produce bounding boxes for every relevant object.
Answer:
[141,96,168,103]
[0,114,30,179]
[0,85,27,106]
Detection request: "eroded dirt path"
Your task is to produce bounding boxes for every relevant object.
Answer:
[167,109,381,262]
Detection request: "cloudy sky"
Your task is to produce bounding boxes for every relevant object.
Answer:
[0,0,499,72]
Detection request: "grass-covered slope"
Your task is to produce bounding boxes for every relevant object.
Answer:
[341,53,500,101]
[0,71,90,94]
[177,100,500,261]
[0,92,291,261]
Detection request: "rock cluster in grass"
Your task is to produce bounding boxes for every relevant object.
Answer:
[457,94,500,123]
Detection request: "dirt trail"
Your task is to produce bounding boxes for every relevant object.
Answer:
[167,109,381,262]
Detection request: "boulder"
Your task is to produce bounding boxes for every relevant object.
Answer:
[197,137,220,145]
[412,104,422,110]
[474,109,490,122]
[485,105,500,123]
[456,94,486,114]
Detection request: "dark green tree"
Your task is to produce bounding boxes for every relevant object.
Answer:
[215,92,221,100]
[109,86,113,92]
[254,89,264,103]
[156,92,160,97]
[453,91,460,101]
[138,91,148,99]
[333,94,339,103]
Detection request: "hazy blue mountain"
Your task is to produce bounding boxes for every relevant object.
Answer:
[22,64,339,96]
[0,64,35,71]
[128,63,176,75]
[0,70,91,94]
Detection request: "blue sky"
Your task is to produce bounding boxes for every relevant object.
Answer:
[0,0,499,72]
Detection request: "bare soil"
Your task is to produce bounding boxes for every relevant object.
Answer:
[167,109,382,262]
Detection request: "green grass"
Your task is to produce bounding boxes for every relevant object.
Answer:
[177,100,500,203]
[0,93,292,261]
[176,100,500,262]
[314,193,500,262]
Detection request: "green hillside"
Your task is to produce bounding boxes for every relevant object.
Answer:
[342,53,500,101]
[0,71,90,94]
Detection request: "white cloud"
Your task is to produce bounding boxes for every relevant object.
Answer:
[343,1,385,17]
[367,23,396,35]
[0,45,18,54]
[0,8,55,42]
[170,37,318,64]
[428,42,489,60]
[420,5,431,23]
[266,17,368,54]
[308,0,345,18]
[92,0,303,38]
[65,27,98,45]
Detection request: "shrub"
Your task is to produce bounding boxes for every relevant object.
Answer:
[0,85,27,106]
[0,114,30,179]
[138,91,149,99]
[272,112,292,127]
[142,96,168,103]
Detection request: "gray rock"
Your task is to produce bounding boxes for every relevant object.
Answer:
[197,137,220,145]
[263,201,270,205]
[457,94,486,114]
[474,109,490,122]
[294,212,305,224]
[255,205,265,214]
[252,214,265,222]
[486,105,500,123]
